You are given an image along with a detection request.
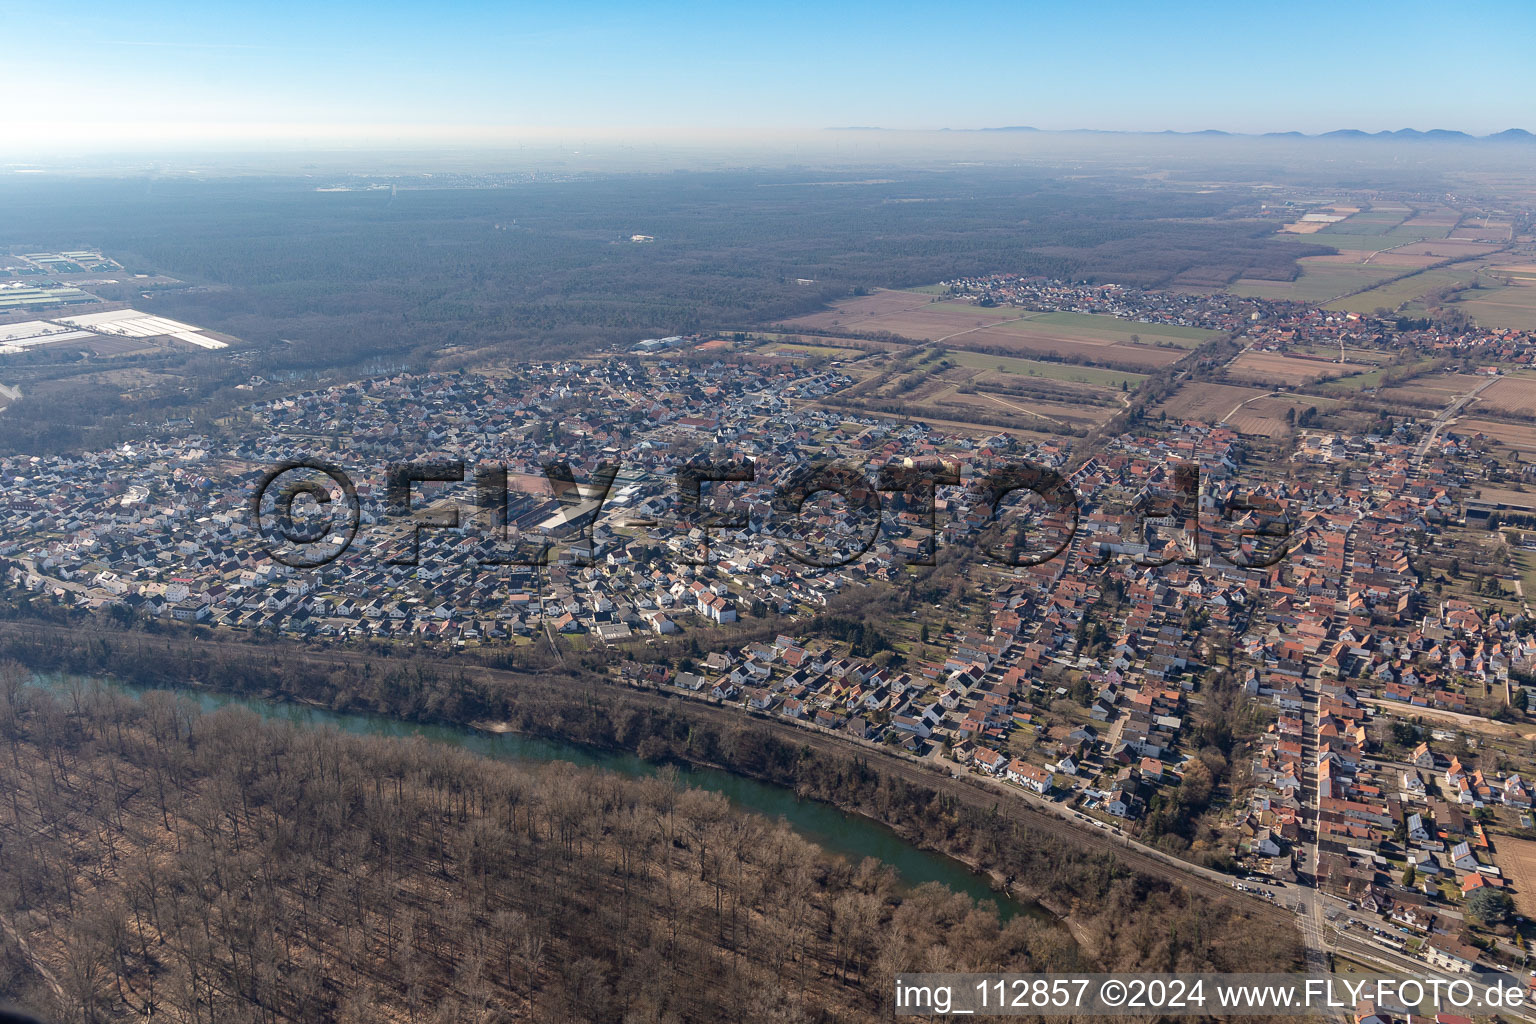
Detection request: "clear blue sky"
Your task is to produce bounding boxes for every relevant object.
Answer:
[4,0,1533,149]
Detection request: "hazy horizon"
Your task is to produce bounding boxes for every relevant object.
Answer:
[5,0,1533,159]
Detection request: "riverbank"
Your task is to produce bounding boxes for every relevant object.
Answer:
[0,618,1303,975]
[468,712,1034,907]
[33,672,1050,927]
[7,679,996,1024]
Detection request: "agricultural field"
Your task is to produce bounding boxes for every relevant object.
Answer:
[941,349,1148,389]
[1490,263,1536,283]
[774,288,951,332]
[759,341,862,358]
[1028,311,1212,347]
[1228,260,1397,302]
[1452,277,1536,330]
[1317,206,1411,235]
[1451,219,1515,242]
[1287,344,1392,365]
[1475,371,1536,418]
[1228,394,1340,437]
[816,344,1136,435]
[779,296,1204,369]
[1225,350,1377,386]
[1305,250,1443,271]
[1313,368,1400,393]
[1392,238,1503,261]
[1492,836,1536,921]
[1154,381,1339,436]
[926,301,1032,320]
[1374,372,1485,408]
[1456,417,1536,458]
[1310,227,1450,250]
[1399,207,1462,231]
[923,387,1111,432]
[1325,267,1487,314]
[1156,382,1272,422]
[1279,204,1359,234]
[783,303,1042,339]
[77,334,159,357]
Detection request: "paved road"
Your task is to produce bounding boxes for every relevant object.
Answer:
[1300,659,1350,1023]
[1274,518,1536,1022]
[1415,374,1499,466]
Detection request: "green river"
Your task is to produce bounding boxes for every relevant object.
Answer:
[35,676,1043,924]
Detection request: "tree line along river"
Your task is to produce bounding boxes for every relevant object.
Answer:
[33,675,1050,926]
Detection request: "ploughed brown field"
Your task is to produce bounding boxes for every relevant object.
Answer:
[777,288,948,330]
[1493,836,1536,921]
[1458,416,1536,456]
[1155,381,1336,436]
[1476,373,1536,417]
[1157,382,1271,423]
[1225,351,1375,385]
[1374,372,1488,407]
[931,386,1112,431]
[1228,395,1339,438]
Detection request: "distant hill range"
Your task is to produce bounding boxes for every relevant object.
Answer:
[830,126,1536,143]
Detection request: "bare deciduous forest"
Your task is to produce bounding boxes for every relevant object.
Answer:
[0,642,1301,1023]
[0,670,1053,1024]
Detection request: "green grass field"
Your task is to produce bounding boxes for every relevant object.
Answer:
[1309,226,1449,250]
[944,349,1148,388]
[1229,263,1397,302]
[1313,368,1390,392]
[1326,268,1484,314]
[1321,208,1409,235]
[1454,281,1536,330]
[1312,357,1438,394]
[1506,544,1536,600]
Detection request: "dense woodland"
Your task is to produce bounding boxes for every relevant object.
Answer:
[0,169,1319,453]
[0,626,1302,1007]
[1,667,1072,1023]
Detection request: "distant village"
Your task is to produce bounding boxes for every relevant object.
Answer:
[6,276,1536,977]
